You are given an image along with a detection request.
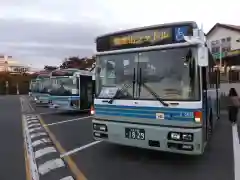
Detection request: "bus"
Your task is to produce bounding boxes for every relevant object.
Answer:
[29,79,37,101]
[49,68,95,111]
[92,21,220,155]
[35,72,52,105]
[29,71,52,104]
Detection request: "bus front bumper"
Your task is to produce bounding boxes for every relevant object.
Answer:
[92,119,204,155]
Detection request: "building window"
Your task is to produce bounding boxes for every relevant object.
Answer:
[211,41,216,46]
[221,38,226,43]
[227,37,231,42]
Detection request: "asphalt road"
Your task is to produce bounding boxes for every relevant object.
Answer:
[29,100,238,180]
[0,95,26,180]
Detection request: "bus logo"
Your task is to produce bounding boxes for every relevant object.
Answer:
[174,26,189,42]
[156,113,165,119]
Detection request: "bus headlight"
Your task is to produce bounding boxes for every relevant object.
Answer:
[168,132,193,142]
[169,132,181,140]
[93,123,108,132]
[182,133,193,141]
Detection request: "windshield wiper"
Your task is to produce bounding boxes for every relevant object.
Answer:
[138,68,169,107]
[107,68,136,104]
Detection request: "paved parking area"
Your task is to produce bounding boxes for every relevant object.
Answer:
[29,100,237,180]
[0,95,26,180]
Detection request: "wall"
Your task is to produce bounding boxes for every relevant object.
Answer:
[207,27,240,50]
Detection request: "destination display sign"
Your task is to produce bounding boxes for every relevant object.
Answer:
[96,24,194,52]
[112,28,172,47]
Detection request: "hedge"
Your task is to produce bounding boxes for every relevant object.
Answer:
[0,72,33,95]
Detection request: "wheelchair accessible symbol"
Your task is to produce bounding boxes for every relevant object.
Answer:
[175,26,188,42]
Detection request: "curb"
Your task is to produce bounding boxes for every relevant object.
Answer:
[23,114,75,180]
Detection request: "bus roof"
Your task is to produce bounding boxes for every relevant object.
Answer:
[51,68,92,77]
[96,21,198,39]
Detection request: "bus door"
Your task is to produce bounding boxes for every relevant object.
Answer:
[80,75,93,110]
[202,67,209,142]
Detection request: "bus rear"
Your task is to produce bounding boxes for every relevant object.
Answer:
[92,21,219,155]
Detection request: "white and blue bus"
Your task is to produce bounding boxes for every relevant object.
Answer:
[29,79,37,101]
[35,73,52,105]
[29,71,51,104]
[92,21,220,155]
[49,68,95,111]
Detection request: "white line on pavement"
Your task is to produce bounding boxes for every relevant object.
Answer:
[28,127,42,133]
[35,147,57,159]
[232,124,240,180]
[38,158,65,175]
[32,138,51,147]
[60,176,74,180]
[28,123,41,128]
[61,141,102,157]
[28,100,35,111]
[44,116,93,127]
[39,111,62,115]
[30,132,47,139]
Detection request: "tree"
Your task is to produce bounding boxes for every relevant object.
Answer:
[44,65,58,71]
[60,56,96,70]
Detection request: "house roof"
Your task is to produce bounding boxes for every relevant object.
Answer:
[207,23,240,36]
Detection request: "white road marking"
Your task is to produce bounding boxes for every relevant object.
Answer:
[27,120,39,124]
[29,127,42,133]
[61,141,102,157]
[30,132,47,139]
[32,138,51,147]
[44,116,93,127]
[232,124,240,180]
[28,101,35,111]
[28,123,41,128]
[38,158,65,175]
[26,117,38,121]
[35,146,57,159]
[60,176,74,180]
[39,111,62,115]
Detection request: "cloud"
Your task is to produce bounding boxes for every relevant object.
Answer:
[0,0,239,69]
[0,18,109,68]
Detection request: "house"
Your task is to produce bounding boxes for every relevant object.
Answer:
[0,54,30,73]
[207,23,240,82]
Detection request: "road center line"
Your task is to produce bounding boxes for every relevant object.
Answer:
[44,116,93,127]
[61,141,102,158]
[232,124,240,180]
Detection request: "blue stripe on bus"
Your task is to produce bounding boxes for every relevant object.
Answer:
[94,104,202,121]
[95,111,194,121]
[50,96,80,101]
[94,104,200,111]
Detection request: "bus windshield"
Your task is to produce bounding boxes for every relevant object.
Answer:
[30,81,37,92]
[96,47,200,101]
[49,76,78,96]
[39,78,51,93]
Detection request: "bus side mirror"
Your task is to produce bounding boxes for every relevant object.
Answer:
[198,46,208,67]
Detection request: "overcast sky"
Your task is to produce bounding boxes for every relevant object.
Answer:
[0,0,239,68]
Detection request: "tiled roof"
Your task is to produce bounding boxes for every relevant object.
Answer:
[207,23,240,36]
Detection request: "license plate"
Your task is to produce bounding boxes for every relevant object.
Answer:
[125,128,145,140]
